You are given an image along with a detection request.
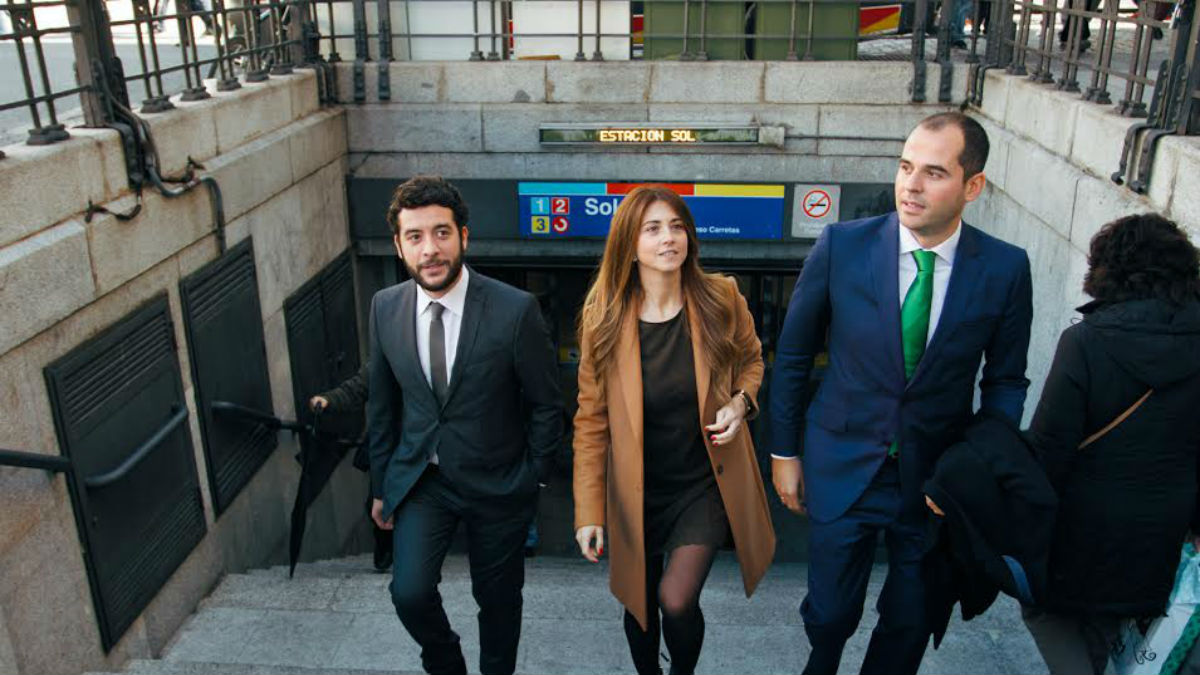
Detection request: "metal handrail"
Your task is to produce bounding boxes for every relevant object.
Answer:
[211,399,306,433]
[0,447,72,473]
[84,405,188,489]
[211,400,359,448]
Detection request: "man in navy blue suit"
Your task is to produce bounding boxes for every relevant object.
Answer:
[769,112,1033,674]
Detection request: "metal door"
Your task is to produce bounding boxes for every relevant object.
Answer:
[180,239,278,515]
[44,295,206,651]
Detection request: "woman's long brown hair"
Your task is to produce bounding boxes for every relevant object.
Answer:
[578,185,737,391]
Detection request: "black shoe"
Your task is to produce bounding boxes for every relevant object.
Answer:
[951,39,968,49]
[373,546,393,572]
[373,526,393,572]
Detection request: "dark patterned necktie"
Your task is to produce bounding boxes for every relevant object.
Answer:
[429,302,448,405]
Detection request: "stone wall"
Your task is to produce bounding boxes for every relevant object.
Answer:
[966,70,1200,417]
[0,70,365,675]
[338,60,968,182]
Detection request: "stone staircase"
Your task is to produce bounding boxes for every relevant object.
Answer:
[92,553,1048,674]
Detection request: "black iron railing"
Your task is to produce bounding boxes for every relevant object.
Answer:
[0,0,325,150]
[968,0,1187,117]
[107,0,312,112]
[963,0,1198,189]
[0,0,946,150]
[0,0,83,147]
[1,0,1197,186]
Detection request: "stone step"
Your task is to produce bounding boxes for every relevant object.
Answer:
[113,554,1047,675]
[246,554,380,579]
[120,658,417,674]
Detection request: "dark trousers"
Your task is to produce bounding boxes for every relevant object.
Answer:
[1059,0,1100,42]
[801,460,930,675]
[389,466,535,675]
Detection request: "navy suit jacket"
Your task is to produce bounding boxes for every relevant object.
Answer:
[366,269,564,519]
[769,213,1033,523]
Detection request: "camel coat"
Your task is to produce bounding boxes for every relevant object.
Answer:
[573,277,776,630]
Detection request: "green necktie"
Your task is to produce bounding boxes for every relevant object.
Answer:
[890,249,936,457]
[901,250,936,378]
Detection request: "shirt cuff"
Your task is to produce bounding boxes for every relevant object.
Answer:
[770,454,799,460]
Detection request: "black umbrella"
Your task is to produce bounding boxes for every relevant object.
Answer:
[288,409,360,577]
[209,401,359,577]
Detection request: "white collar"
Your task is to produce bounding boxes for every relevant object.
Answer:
[899,220,962,266]
[415,265,470,317]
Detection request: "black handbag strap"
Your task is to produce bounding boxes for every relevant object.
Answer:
[1078,389,1154,450]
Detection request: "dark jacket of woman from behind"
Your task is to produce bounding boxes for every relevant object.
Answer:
[1029,298,1200,617]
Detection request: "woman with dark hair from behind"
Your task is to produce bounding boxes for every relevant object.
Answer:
[1023,213,1200,674]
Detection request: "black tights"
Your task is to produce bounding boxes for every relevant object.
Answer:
[624,544,719,675]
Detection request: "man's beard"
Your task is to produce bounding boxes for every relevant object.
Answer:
[406,247,465,294]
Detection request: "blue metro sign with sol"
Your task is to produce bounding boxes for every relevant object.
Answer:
[518,182,786,240]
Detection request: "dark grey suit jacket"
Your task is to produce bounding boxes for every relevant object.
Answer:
[366,269,564,517]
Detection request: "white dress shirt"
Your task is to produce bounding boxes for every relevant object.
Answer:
[898,221,961,345]
[415,265,469,388]
[415,266,470,462]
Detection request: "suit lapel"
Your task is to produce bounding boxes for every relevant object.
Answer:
[871,213,906,385]
[397,281,418,363]
[686,303,711,427]
[613,307,644,451]
[442,272,483,410]
[909,223,983,386]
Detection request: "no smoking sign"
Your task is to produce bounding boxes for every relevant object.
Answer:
[803,189,832,219]
[792,184,841,238]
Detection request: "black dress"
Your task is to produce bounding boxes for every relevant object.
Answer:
[639,310,731,556]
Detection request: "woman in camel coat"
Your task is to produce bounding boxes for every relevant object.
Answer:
[573,185,776,675]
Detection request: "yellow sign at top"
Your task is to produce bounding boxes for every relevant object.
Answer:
[596,128,699,143]
[539,125,760,146]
